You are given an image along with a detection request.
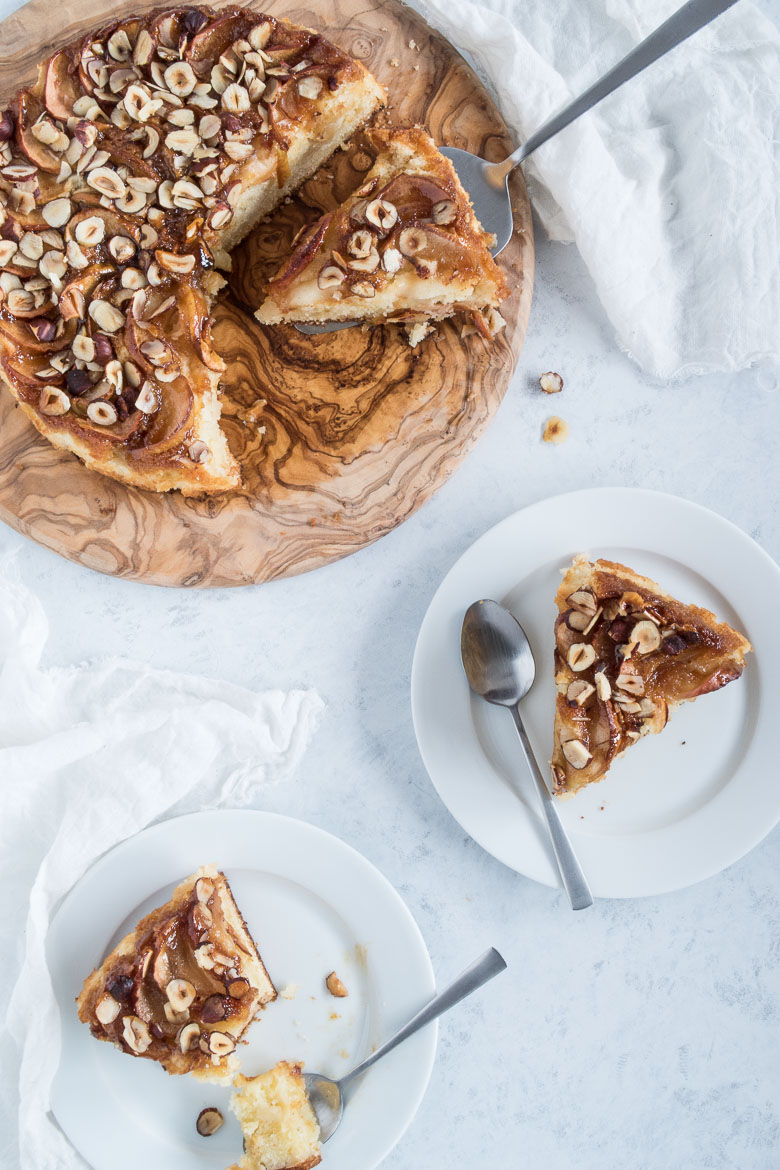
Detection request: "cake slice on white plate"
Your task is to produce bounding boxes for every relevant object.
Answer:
[77,865,276,1080]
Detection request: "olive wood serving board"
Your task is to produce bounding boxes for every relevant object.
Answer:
[0,0,533,586]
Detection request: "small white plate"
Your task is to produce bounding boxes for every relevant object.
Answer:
[412,488,779,898]
[48,811,436,1170]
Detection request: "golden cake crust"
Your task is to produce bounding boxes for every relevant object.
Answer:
[550,556,752,797]
[0,5,384,493]
[76,865,276,1079]
[255,126,508,331]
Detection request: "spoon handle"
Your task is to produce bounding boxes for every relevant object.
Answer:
[340,948,506,1086]
[509,706,593,910]
[487,0,739,184]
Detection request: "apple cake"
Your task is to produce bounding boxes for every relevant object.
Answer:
[550,556,752,797]
[228,1061,322,1170]
[77,865,276,1080]
[0,6,384,493]
[254,126,508,335]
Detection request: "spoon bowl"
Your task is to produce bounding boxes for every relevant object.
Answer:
[461,598,536,706]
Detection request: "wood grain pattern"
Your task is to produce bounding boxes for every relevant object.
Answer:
[0,0,533,587]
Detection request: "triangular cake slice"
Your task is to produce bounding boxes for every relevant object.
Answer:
[255,127,508,336]
[228,1061,322,1170]
[77,865,275,1080]
[550,556,751,798]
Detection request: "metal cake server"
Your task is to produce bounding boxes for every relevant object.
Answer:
[304,947,506,1142]
[295,0,739,335]
[461,599,592,911]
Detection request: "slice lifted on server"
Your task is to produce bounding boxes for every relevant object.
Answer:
[228,1061,322,1170]
[550,556,751,798]
[77,865,275,1079]
[255,127,508,337]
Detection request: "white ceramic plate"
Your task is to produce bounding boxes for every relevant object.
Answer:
[48,810,436,1170]
[412,488,779,898]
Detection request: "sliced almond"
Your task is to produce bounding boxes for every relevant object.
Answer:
[87,167,126,200]
[72,333,96,362]
[567,643,596,671]
[122,1015,151,1054]
[89,300,124,332]
[566,680,595,707]
[188,440,210,463]
[155,249,196,275]
[561,738,592,770]
[207,1031,235,1056]
[351,280,375,299]
[630,620,661,655]
[166,978,196,1011]
[317,264,345,289]
[178,1021,200,1053]
[165,128,199,156]
[135,382,157,413]
[39,386,70,415]
[164,61,196,97]
[431,198,457,226]
[108,29,132,61]
[109,235,136,263]
[87,400,118,425]
[616,671,645,697]
[221,83,250,114]
[95,993,121,1025]
[297,75,322,100]
[42,198,72,229]
[365,197,398,233]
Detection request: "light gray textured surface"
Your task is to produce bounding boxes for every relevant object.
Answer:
[1,0,779,1162]
[2,227,779,1168]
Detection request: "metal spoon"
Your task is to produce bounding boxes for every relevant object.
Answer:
[304,947,506,1142]
[461,599,592,911]
[295,0,738,334]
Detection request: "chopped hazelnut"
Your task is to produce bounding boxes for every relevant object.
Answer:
[543,416,569,444]
[326,971,349,998]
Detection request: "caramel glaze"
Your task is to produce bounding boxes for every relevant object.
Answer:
[0,5,363,463]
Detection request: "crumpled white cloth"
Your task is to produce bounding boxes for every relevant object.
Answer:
[0,563,323,1170]
[418,0,780,379]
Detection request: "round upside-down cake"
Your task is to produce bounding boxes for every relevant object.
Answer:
[0,5,384,493]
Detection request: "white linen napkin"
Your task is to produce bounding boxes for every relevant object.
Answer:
[0,562,323,1170]
[417,0,780,379]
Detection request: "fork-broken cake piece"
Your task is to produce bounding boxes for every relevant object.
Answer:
[228,1061,322,1170]
[550,556,751,798]
[77,865,275,1079]
[254,127,508,335]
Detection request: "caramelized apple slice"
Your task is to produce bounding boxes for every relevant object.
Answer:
[128,374,194,458]
[15,90,60,174]
[188,11,256,62]
[43,48,80,120]
[178,284,224,373]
